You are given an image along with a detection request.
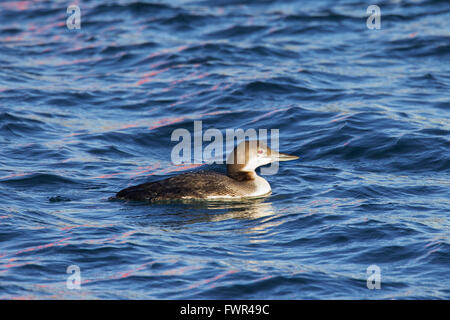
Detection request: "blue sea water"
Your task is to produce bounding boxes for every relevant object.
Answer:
[0,0,449,299]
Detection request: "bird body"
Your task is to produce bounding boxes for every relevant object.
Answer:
[115,140,298,202]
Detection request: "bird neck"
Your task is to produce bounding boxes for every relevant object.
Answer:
[227,167,257,181]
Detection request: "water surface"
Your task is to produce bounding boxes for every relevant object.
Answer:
[0,0,449,299]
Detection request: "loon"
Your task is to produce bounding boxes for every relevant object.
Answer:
[115,141,298,202]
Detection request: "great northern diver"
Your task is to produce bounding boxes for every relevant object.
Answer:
[115,141,298,201]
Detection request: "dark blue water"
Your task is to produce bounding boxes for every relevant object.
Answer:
[0,0,449,299]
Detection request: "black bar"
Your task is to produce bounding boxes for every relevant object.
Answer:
[0,300,447,319]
